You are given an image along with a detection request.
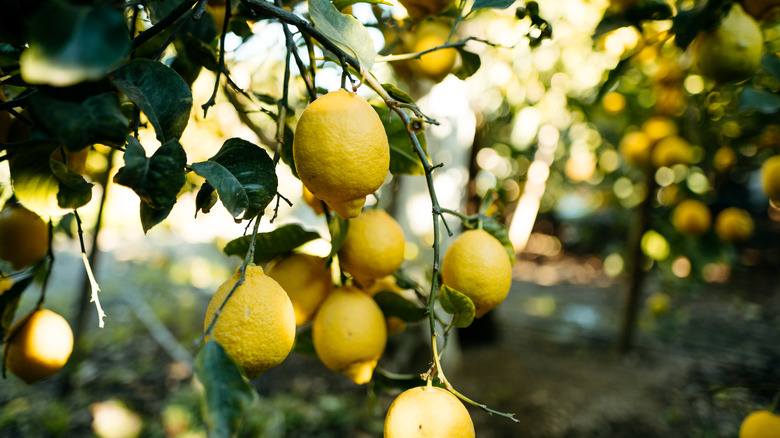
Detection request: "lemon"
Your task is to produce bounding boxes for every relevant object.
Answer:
[292,89,390,219]
[338,209,405,286]
[362,276,409,335]
[4,309,74,384]
[761,155,780,202]
[672,199,711,236]
[441,229,513,318]
[301,183,324,215]
[398,0,452,21]
[312,285,387,384]
[641,116,678,144]
[713,146,737,173]
[739,410,780,438]
[384,386,475,438]
[203,266,296,379]
[715,207,755,243]
[266,253,333,326]
[619,131,652,166]
[411,21,457,83]
[0,203,49,271]
[651,135,692,168]
[692,3,763,83]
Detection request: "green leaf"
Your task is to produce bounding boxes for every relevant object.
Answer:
[476,216,516,265]
[381,83,415,104]
[308,0,376,71]
[113,137,187,231]
[328,215,349,261]
[592,14,633,41]
[195,341,257,438]
[28,92,130,150]
[438,285,475,328]
[111,58,193,143]
[738,88,780,114]
[190,138,278,221]
[372,104,426,176]
[373,291,427,322]
[471,0,516,12]
[280,124,297,179]
[194,181,218,216]
[50,159,93,210]
[223,224,321,264]
[292,326,316,355]
[453,49,481,80]
[19,3,130,86]
[333,0,393,10]
[761,53,780,82]
[0,276,33,342]
[671,0,730,50]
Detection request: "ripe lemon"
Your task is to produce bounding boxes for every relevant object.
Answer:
[619,131,652,166]
[0,203,49,270]
[398,0,452,21]
[384,386,475,438]
[761,155,780,202]
[651,135,692,168]
[203,266,296,379]
[715,207,755,243]
[441,229,513,318]
[301,183,324,215]
[692,3,763,83]
[292,89,390,219]
[672,199,711,236]
[338,209,405,286]
[362,276,409,335]
[739,410,780,438]
[266,253,333,326]
[4,309,74,384]
[312,285,387,384]
[411,21,457,83]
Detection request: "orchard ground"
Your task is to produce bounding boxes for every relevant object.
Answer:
[1,235,778,437]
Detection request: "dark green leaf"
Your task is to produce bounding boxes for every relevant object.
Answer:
[671,0,730,50]
[477,216,516,265]
[195,181,218,217]
[280,125,298,179]
[51,159,93,210]
[19,3,130,86]
[292,326,315,355]
[622,0,672,23]
[308,0,376,71]
[0,276,33,342]
[438,285,475,328]
[372,104,426,176]
[328,215,349,261]
[761,53,780,82]
[223,224,321,264]
[738,88,780,114]
[190,138,278,221]
[111,58,193,143]
[592,14,633,41]
[178,33,219,72]
[113,137,187,231]
[29,92,130,150]
[453,49,481,80]
[471,0,516,12]
[596,57,631,103]
[381,83,415,104]
[147,0,191,24]
[195,341,257,438]
[373,291,426,322]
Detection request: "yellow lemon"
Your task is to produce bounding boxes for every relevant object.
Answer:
[739,410,780,438]
[292,89,390,219]
[641,116,678,144]
[398,0,452,21]
[203,266,296,379]
[651,135,692,168]
[338,209,405,286]
[301,183,324,215]
[266,253,333,326]
[0,203,49,271]
[4,309,73,384]
[412,21,457,82]
[384,386,475,438]
[619,131,652,166]
[441,229,513,318]
[761,155,780,202]
[713,146,737,173]
[715,207,755,243]
[312,285,387,384]
[362,276,409,335]
[692,3,763,83]
[672,199,711,236]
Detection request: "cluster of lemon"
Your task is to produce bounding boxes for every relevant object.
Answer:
[203,89,514,436]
